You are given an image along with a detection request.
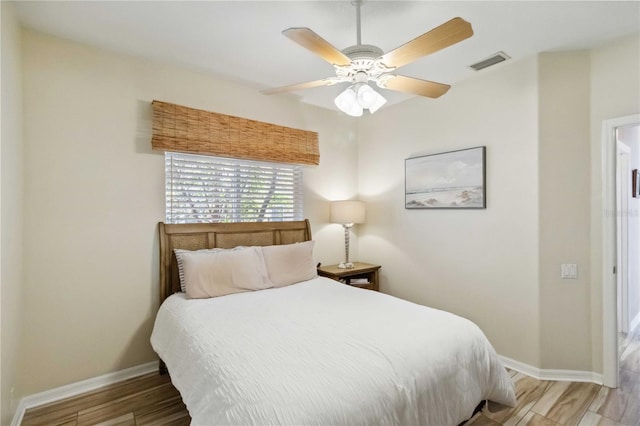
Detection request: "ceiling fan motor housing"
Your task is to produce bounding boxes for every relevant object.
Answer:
[342,44,383,60]
[335,44,394,83]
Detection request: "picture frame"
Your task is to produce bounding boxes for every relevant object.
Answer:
[633,169,640,198]
[405,146,486,209]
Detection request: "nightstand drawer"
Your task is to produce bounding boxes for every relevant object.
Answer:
[317,262,381,292]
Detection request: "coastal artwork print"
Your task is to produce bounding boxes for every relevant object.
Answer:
[405,146,486,209]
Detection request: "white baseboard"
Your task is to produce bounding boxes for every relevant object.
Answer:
[500,355,604,385]
[10,361,158,426]
[10,356,605,426]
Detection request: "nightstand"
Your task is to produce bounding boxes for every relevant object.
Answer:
[317,262,381,291]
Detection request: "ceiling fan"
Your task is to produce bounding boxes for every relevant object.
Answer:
[261,1,473,116]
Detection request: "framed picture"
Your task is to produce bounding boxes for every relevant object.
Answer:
[633,169,640,198]
[405,146,486,209]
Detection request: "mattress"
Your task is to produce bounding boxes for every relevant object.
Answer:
[151,276,516,425]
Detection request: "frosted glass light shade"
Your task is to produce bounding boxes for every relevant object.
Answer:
[356,84,378,108]
[330,200,366,224]
[368,90,387,113]
[334,88,363,117]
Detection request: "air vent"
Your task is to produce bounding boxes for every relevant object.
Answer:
[469,52,511,71]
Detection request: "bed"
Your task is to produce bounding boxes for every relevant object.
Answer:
[150,220,516,425]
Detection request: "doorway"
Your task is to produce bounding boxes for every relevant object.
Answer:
[602,114,640,388]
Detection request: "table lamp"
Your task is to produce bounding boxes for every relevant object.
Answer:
[330,200,366,269]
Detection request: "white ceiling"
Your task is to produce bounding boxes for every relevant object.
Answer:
[13,1,640,111]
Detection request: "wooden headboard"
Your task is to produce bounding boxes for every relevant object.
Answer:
[158,220,312,303]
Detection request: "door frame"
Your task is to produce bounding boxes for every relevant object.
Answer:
[602,113,639,388]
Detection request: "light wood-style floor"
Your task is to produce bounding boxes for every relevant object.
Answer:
[469,327,640,426]
[21,328,640,426]
[20,373,189,426]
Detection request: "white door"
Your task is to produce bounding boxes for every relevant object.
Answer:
[616,141,630,335]
[602,113,639,388]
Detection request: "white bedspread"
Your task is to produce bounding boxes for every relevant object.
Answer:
[151,277,516,425]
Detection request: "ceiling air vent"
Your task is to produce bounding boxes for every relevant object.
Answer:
[469,52,511,71]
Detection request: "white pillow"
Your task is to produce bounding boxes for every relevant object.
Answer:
[261,241,317,287]
[175,248,224,292]
[174,247,273,299]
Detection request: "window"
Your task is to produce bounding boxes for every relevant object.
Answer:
[165,152,303,224]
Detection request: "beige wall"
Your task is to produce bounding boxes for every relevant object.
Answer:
[356,34,639,373]
[19,30,356,395]
[1,2,25,423]
[538,52,592,370]
[589,34,640,373]
[357,57,541,366]
[10,19,640,403]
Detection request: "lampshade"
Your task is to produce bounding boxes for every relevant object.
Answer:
[330,200,366,225]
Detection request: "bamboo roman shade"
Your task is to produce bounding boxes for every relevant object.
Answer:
[151,100,319,166]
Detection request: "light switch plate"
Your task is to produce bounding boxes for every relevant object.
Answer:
[561,263,578,279]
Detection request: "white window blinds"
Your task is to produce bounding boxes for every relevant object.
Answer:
[165,152,303,224]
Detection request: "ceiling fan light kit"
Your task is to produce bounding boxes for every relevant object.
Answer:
[334,69,387,116]
[263,0,474,116]
[334,82,387,117]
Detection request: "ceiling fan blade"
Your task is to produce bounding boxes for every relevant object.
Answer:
[379,75,450,98]
[261,78,339,95]
[379,17,473,69]
[283,28,352,67]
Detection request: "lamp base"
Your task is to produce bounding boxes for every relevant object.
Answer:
[338,262,354,269]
